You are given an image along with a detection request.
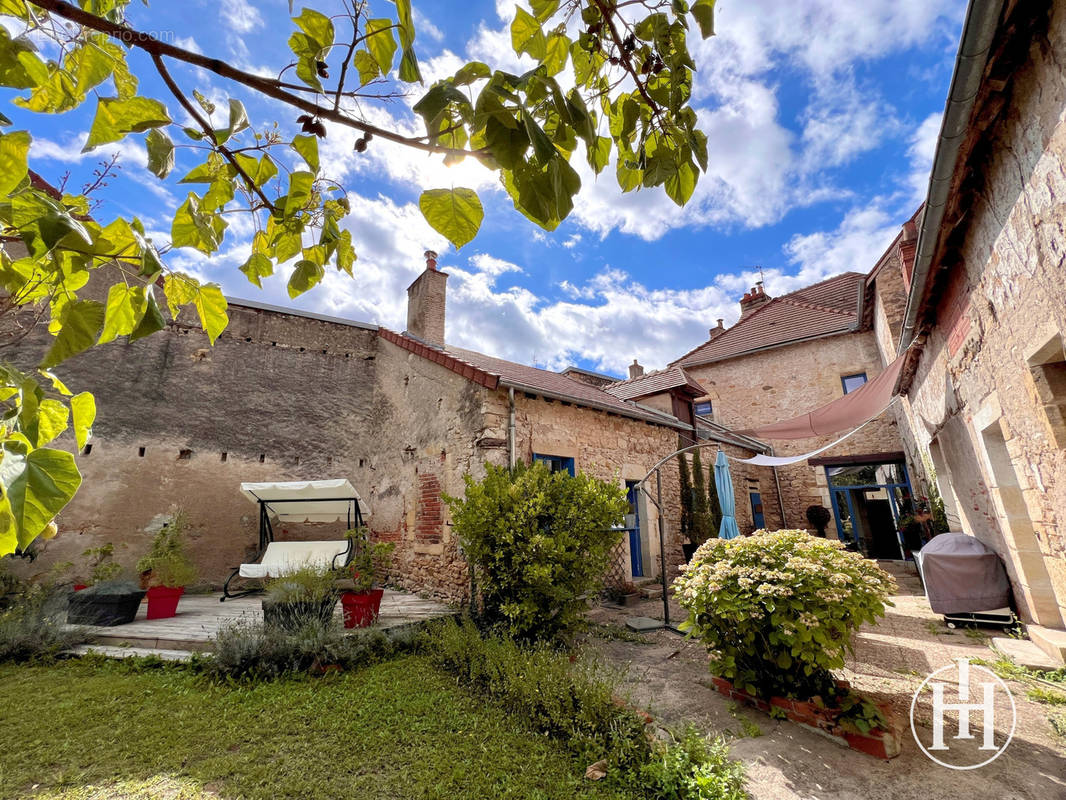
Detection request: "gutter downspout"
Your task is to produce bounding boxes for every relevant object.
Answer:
[898,0,1004,359]
[507,387,516,469]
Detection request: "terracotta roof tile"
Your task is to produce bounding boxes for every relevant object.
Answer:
[605,367,708,401]
[671,272,865,367]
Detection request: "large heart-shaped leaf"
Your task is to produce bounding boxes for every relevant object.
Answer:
[0,441,82,553]
[419,188,484,249]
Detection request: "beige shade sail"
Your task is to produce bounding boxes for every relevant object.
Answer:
[735,354,905,441]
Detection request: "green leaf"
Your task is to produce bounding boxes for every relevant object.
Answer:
[0,441,82,551]
[171,193,226,253]
[287,259,324,298]
[0,29,47,90]
[35,399,68,446]
[352,50,381,86]
[365,18,397,75]
[335,230,356,276]
[193,89,215,115]
[293,7,334,50]
[285,171,315,215]
[84,96,171,151]
[530,0,559,22]
[68,36,121,96]
[163,273,198,318]
[14,66,79,114]
[98,282,143,344]
[40,299,105,369]
[419,188,484,249]
[145,127,174,178]
[213,98,249,145]
[0,129,30,197]
[691,0,716,38]
[394,0,422,83]
[586,136,611,174]
[193,284,228,345]
[129,292,166,342]
[70,392,95,451]
[240,252,274,288]
[543,34,569,76]
[291,134,319,172]
[511,8,546,60]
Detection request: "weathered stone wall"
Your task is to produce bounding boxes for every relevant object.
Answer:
[683,331,905,532]
[14,300,382,587]
[367,337,499,603]
[901,3,1066,625]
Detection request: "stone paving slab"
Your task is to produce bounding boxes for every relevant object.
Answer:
[68,644,196,662]
[68,589,454,652]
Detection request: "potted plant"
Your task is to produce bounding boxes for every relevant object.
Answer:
[67,545,145,625]
[262,565,339,632]
[604,580,640,607]
[339,527,394,628]
[136,509,197,620]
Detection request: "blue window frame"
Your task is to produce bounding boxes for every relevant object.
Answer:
[841,373,868,394]
[694,401,713,417]
[532,453,575,476]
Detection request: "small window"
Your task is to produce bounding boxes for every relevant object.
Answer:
[841,373,868,394]
[694,401,713,418]
[532,453,575,476]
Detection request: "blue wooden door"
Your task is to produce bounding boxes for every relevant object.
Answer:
[626,481,643,577]
[749,492,765,530]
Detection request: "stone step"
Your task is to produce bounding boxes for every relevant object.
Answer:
[991,637,1063,671]
[639,584,663,600]
[1027,625,1066,665]
[67,644,196,661]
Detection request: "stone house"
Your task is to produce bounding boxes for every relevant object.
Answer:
[14,250,781,602]
[666,268,913,558]
[890,0,1066,658]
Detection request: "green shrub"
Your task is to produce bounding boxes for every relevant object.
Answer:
[264,564,338,604]
[343,527,394,592]
[202,618,416,681]
[0,584,86,663]
[638,727,746,800]
[80,544,123,585]
[445,463,628,642]
[424,616,648,771]
[423,617,748,799]
[136,509,198,588]
[674,529,896,699]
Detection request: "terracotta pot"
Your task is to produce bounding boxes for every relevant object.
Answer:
[341,588,384,628]
[145,585,184,619]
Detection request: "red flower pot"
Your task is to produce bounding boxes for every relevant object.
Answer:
[73,584,88,592]
[145,586,184,620]
[341,589,384,628]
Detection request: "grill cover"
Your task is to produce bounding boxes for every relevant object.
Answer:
[915,533,1011,614]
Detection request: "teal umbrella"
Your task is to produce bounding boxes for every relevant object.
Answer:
[714,449,740,540]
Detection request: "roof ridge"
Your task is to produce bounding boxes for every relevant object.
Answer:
[777,271,864,301]
[606,365,679,388]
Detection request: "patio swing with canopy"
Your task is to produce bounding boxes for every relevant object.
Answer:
[221,479,367,601]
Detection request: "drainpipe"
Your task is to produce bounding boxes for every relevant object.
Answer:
[898,0,1004,356]
[770,446,787,528]
[507,387,516,469]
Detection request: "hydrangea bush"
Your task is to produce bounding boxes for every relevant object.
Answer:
[674,530,897,699]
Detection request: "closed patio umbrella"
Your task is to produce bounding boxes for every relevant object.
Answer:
[715,450,740,540]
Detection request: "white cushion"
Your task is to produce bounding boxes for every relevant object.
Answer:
[238,540,347,579]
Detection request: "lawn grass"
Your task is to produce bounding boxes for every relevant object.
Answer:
[0,656,639,800]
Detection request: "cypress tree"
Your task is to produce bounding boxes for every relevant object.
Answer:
[691,450,713,544]
[678,453,694,536]
[708,461,723,535]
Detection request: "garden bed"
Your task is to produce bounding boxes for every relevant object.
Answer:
[707,676,902,760]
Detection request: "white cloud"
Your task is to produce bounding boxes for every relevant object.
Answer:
[219,0,263,34]
[784,203,900,284]
[907,112,942,201]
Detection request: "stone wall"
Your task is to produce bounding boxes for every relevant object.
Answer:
[683,331,905,532]
[901,2,1066,625]
[14,300,382,587]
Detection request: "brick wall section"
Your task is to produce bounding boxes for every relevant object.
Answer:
[901,3,1066,624]
[405,268,448,346]
[415,473,444,544]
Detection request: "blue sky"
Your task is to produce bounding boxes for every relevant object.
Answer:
[8,0,966,376]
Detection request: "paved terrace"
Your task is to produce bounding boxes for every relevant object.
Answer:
[68,590,453,657]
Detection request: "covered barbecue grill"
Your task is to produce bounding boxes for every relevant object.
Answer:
[914,532,1014,627]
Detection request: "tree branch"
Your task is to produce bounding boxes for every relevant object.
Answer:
[151,54,278,215]
[32,0,485,159]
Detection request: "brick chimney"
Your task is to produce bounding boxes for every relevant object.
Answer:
[739,283,771,318]
[406,250,448,347]
[709,318,725,339]
[628,359,644,379]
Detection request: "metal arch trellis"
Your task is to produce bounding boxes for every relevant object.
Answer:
[630,439,735,632]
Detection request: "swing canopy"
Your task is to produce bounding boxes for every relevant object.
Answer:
[240,479,367,523]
